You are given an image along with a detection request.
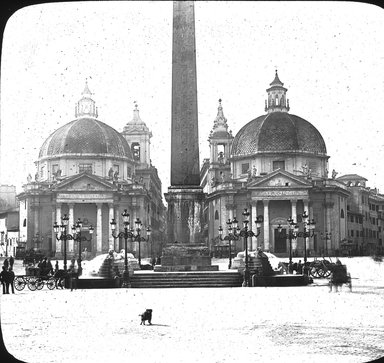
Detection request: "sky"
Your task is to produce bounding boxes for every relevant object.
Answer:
[1,1,384,197]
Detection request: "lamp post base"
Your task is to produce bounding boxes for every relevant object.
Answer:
[122,270,131,288]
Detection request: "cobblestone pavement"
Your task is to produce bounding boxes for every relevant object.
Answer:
[1,257,384,363]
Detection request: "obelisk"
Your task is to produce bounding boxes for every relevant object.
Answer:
[165,1,205,245]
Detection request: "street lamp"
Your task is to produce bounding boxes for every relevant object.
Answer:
[277,216,299,273]
[219,209,263,286]
[218,217,240,269]
[53,214,93,273]
[299,211,316,270]
[110,210,151,288]
[71,218,94,276]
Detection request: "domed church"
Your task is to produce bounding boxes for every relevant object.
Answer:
[18,82,166,259]
[201,71,350,256]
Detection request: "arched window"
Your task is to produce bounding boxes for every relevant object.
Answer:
[340,209,345,218]
[131,142,140,161]
[214,210,219,220]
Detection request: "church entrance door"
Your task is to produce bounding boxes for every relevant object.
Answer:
[274,228,287,253]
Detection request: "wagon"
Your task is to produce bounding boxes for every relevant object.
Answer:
[13,267,64,291]
[328,263,352,292]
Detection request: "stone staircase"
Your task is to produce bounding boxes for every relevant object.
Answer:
[130,271,243,288]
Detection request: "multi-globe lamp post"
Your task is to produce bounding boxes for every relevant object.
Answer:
[277,217,299,273]
[72,218,94,276]
[53,214,93,273]
[110,209,151,288]
[300,211,316,267]
[218,217,240,269]
[219,209,263,286]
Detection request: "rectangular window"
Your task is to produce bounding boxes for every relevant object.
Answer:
[351,230,354,237]
[127,167,132,178]
[273,160,285,171]
[52,164,58,175]
[79,164,92,174]
[241,163,249,174]
[350,215,354,223]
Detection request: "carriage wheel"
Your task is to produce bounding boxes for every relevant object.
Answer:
[322,269,332,278]
[14,276,26,291]
[36,278,44,290]
[46,277,56,290]
[309,266,319,278]
[27,277,38,291]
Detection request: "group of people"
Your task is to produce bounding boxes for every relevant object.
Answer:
[1,256,15,294]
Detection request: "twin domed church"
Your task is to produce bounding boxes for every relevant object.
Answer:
[18,72,382,259]
[18,81,166,259]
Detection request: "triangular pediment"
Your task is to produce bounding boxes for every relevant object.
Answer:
[248,169,312,189]
[54,173,115,191]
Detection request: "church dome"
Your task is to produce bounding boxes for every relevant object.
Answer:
[38,117,133,160]
[232,71,327,157]
[39,81,133,161]
[232,112,327,156]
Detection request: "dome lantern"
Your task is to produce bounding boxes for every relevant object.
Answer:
[265,70,290,113]
[75,79,98,119]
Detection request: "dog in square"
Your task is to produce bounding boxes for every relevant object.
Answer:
[139,309,153,325]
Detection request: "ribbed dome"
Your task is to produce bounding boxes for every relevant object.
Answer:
[39,118,133,159]
[232,112,327,156]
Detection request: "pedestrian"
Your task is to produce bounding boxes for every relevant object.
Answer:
[3,258,9,270]
[1,266,10,294]
[68,259,78,291]
[9,255,14,269]
[47,258,54,275]
[55,260,59,273]
[8,267,15,294]
[297,260,303,274]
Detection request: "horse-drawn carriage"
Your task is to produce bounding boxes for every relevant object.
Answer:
[13,266,66,291]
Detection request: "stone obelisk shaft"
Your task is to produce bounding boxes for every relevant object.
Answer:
[171,0,200,186]
[165,1,204,245]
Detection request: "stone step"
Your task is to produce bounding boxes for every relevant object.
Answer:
[130,271,243,288]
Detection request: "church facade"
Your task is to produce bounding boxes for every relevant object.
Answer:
[17,82,166,259]
[201,72,382,257]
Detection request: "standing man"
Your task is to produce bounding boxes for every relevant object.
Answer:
[9,255,14,269]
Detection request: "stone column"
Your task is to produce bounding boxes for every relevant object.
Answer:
[68,204,74,253]
[251,201,257,250]
[291,200,298,251]
[56,204,62,253]
[96,203,103,254]
[108,203,114,251]
[263,200,270,251]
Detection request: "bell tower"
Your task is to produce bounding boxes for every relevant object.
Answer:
[121,103,152,169]
[208,99,233,191]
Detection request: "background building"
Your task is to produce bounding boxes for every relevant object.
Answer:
[17,82,166,259]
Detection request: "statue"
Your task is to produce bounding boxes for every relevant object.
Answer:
[218,151,224,164]
[247,168,252,181]
[332,169,338,179]
[210,176,216,187]
[108,167,114,179]
[27,173,32,183]
[35,172,39,182]
[114,170,119,180]
[252,165,257,178]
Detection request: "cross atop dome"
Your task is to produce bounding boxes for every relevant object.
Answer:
[265,70,290,113]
